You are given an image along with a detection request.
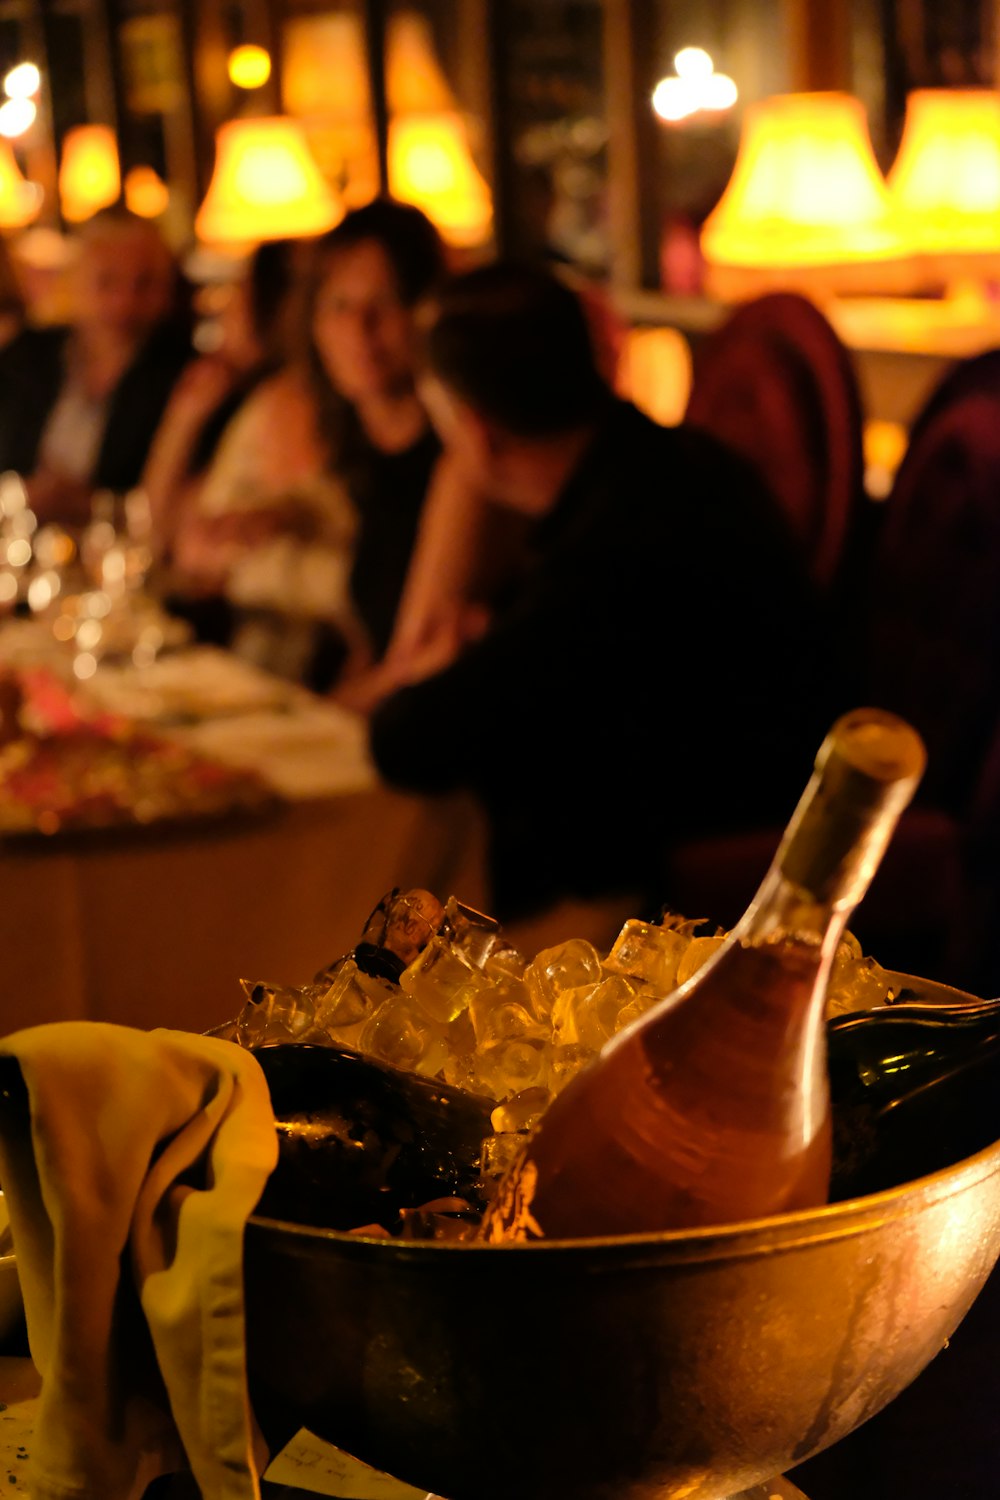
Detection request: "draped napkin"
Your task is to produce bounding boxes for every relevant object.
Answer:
[0,1022,278,1500]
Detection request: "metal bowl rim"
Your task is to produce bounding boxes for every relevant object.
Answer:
[248,1119,1000,1260]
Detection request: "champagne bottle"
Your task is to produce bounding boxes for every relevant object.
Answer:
[481,707,927,1242]
[252,1042,495,1233]
[828,997,1000,1200]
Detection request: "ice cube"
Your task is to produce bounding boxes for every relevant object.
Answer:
[674,934,727,987]
[481,1133,525,1182]
[359,996,450,1078]
[552,975,637,1051]
[490,1086,551,1134]
[525,938,603,1018]
[313,960,395,1048]
[441,896,506,968]
[826,940,893,1016]
[400,934,484,1023]
[236,980,329,1047]
[474,1038,549,1099]
[604,918,687,993]
[548,1041,596,1093]
[468,991,545,1049]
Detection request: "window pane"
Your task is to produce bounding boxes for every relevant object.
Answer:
[498,0,609,272]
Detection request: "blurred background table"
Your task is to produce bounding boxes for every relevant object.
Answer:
[0,646,487,1037]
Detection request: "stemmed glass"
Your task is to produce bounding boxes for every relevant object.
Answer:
[0,471,38,615]
[72,488,161,677]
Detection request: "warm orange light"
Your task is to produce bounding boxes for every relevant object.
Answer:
[283,9,493,238]
[617,327,692,427]
[4,63,41,101]
[0,98,35,139]
[701,94,905,280]
[194,116,342,245]
[888,90,1000,255]
[386,12,492,245]
[0,139,40,227]
[124,165,169,219]
[386,12,455,114]
[59,125,121,223]
[863,418,908,500]
[282,14,378,206]
[228,44,272,91]
[389,113,492,247]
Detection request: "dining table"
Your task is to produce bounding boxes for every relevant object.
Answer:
[0,638,490,1038]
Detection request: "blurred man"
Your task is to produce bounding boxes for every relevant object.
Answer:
[0,208,190,524]
[368,262,838,925]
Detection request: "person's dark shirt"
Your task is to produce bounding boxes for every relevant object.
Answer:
[347,425,440,659]
[0,322,192,493]
[370,398,839,921]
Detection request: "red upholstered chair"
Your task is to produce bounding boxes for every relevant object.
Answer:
[904,346,1000,451]
[864,391,1000,813]
[664,384,1000,993]
[685,291,865,593]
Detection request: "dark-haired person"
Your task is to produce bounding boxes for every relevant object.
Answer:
[142,237,305,561]
[367,262,836,929]
[0,208,190,525]
[173,198,463,686]
[305,196,451,664]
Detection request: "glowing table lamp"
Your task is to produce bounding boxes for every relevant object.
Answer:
[0,140,40,227]
[701,93,910,299]
[124,165,170,219]
[282,13,379,206]
[386,12,492,248]
[280,9,491,245]
[59,125,121,223]
[387,11,455,114]
[388,111,492,248]
[194,116,343,245]
[888,89,1000,270]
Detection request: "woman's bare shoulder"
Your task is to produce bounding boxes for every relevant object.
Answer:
[242,365,316,423]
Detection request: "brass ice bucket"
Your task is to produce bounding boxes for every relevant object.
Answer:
[244,976,1000,1500]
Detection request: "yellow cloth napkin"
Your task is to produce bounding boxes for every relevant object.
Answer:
[0,1022,278,1500]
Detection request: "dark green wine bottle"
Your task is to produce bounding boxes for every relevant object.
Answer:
[252,1043,495,1233]
[827,998,1000,1200]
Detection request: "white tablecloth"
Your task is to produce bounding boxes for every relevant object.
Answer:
[0,648,489,1036]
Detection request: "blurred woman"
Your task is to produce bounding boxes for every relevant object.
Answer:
[142,238,303,558]
[305,197,449,663]
[310,198,533,703]
[172,198,456,687]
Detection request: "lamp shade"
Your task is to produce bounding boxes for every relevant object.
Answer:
[194,116,343,245]
[124,165,170,219]
[282,9,492,240]
[389,112,492,248]
[59,125,121,223]
[701,93,907,294]
[387,12,455,114]
[386,13,491,246]
[0,140,40,228]
[888,89,1000,255]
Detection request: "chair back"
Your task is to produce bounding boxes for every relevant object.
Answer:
[906,346,1000,451]
[865,390,1000,813]
[685,292,864,591]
